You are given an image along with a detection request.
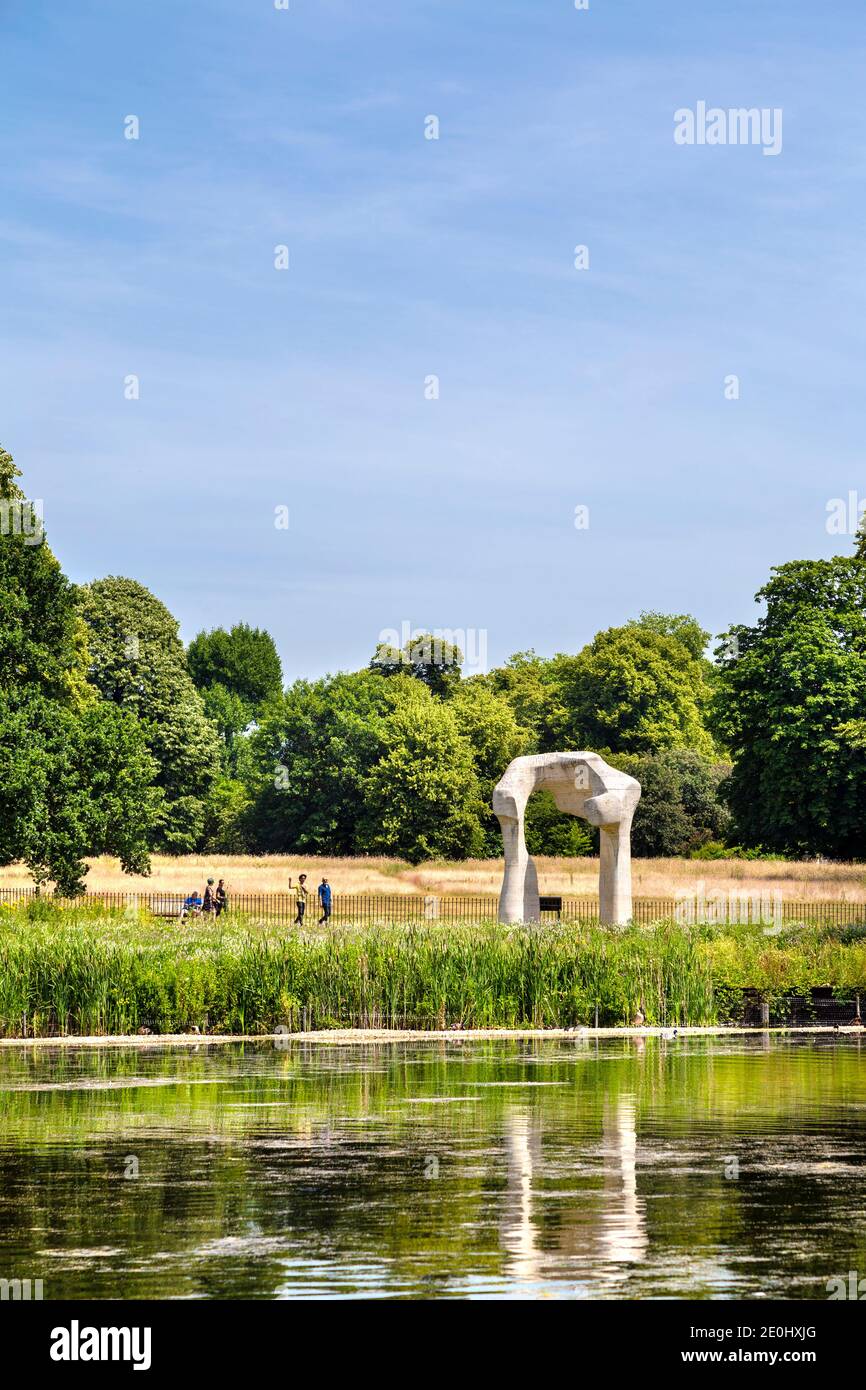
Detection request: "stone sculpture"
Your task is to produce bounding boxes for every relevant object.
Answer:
[493,752,641,925]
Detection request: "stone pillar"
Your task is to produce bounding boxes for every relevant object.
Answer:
[598,820,634,926]
[498,813,541,922]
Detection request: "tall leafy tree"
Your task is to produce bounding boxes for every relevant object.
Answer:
[715,553,866,857]
[248,670,395,853]
[1,698,159,894]
[486,650,566,750]
[78,577,220,852]
[625,611,710,662]
[550,625,716,754]
[358,686,485,861]
[449,678,531,853]
[0,446,83,701]
[0,444,158,890]
[187,625,283,835]
[370,632,464,697]
[188,623,282,709]
[609,749,732,857]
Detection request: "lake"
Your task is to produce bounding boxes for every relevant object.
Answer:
[1,1034,864,1299]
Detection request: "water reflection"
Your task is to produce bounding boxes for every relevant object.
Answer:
[503,1110,541,1284]
[599,1097,647,1267]
[502,1094,647,1293]
[0,1035,864,1299]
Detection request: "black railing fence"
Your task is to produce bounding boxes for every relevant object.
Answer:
[1,885,866,928]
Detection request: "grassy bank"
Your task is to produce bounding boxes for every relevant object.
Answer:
[3,902,866,1037]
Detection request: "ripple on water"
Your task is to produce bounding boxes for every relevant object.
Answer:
[1,1034,865,1299]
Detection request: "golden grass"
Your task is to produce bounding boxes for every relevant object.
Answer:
[2,854,865,902]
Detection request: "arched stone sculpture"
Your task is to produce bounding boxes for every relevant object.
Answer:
[493,752,641,925]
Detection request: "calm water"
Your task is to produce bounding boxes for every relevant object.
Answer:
[1,1034,865,1299]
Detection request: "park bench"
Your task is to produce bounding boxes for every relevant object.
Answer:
[539,895,563,920]
[147,897,185,920]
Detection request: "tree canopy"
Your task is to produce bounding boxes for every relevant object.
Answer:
[714,554,866,857]
[78,576,221,853]
[18,429,866,872]
[545,626,716,755]
[188,623,283,709]
[0,445,158,890]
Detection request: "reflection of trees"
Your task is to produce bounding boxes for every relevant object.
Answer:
[1,1037,866,1297]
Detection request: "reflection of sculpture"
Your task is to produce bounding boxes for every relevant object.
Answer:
[501,1096,647,1290]
[493,752,641,925]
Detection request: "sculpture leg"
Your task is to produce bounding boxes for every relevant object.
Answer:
[598,818,633,925]
[498,814,536,923]
[523,855,540,923]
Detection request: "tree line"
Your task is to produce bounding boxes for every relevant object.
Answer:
[3,441,866,892]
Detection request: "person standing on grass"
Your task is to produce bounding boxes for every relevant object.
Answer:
[318,877,332,925]
[215,879,228,917]
[293,873,309,925]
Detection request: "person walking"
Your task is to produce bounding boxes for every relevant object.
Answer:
[215,879,228,918]
[203,879,216,916]
[318,877,332,925]
[293,873,309,925]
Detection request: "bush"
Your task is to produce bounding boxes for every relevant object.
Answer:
[609,749,733,856]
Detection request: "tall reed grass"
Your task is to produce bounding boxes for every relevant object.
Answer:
[1,902,865,1037]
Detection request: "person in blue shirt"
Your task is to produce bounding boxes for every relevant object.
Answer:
[181,891,203,923]
[318,878,332,925]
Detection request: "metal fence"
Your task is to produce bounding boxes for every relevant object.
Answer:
[2,885,866,928]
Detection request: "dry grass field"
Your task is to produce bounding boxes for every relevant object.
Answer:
[3,854,866,902]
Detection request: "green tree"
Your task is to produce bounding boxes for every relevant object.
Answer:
[524,792,594,857]
[370,632,464,697]
[248,670,395,853]
[486,650,565,750]
[0,698,158,895]
[449,678,531,853]
[0,445,158,890]
[714,554,866,857]
[78,577,220,852]
[625,611,710,662]
[187,625,282,786]
[609,749,732,857]
[358,687,485,861]
[188,623,282,707]
[0,446,84,703]
[198,683,255,778]
[551,626,716,754]
[200,776,253,855]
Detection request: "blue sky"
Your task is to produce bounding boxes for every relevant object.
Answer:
[2,0,865,682]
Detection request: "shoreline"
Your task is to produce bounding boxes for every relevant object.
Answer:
[1,1024,865,1048]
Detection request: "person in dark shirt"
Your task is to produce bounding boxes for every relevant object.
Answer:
[318,878,332,924]
[203,879,216,915]
[215,879,228,917]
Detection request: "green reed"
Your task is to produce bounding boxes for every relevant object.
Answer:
[1,902,866,1036]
